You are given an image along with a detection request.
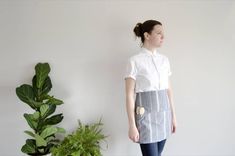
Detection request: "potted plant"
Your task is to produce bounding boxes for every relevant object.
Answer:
[51,118,108,156]
[16,63,66,156]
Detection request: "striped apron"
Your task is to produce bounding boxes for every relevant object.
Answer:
[135,89,172,144]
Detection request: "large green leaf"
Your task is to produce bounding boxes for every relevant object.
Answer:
[33,75,52,99]
[16,84,43,109]
[42,76,52,95]
[47,96,63,105]
[32,75,38,97]
[40,104,49,117]
[29,99,44,108]
[21,139,36,154]
[32,111,40,120]
[35,63,50,89]
[16,84,36,109]
[24,130,35,138]
[40,104,56,119]
[40,126,57,139]
[45,114,63,125]
[45,104,56,117]
[24,113,38,130]
[40,126,66,142]
[35,133,47,147]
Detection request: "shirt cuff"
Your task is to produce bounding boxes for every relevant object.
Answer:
[124,75,136,80]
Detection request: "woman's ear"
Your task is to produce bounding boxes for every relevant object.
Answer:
[144,32,149,40]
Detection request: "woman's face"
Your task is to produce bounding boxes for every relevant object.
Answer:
[146,25,164,48]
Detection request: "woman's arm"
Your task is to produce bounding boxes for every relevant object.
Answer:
[125,78,139,142]
[167,79,177,133]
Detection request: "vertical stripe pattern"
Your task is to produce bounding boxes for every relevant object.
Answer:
[135,89,172,144]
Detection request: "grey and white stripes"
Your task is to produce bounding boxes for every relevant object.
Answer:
[135,89,172,144]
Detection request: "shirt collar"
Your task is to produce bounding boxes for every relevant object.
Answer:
[141,47,159,57]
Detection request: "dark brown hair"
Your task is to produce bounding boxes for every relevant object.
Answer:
[133,20,162,43]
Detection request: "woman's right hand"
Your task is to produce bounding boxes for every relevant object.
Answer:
[128,125,139,142]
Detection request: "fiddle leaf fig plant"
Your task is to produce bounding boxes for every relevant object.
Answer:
[16,63,65,155]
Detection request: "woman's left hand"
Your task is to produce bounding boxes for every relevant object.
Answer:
[172,117,177,133]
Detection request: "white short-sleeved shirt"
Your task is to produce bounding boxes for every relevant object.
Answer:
[124,47,172,93]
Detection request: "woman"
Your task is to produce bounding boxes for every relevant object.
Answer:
[124,20,177,156]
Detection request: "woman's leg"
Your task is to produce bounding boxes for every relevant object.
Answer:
[140,142,158,156]
[157,139,167,156]
[140,139,167,156]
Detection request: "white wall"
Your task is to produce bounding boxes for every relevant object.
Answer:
[0,0,235,155]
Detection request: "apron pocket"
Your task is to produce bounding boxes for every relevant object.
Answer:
[135,106,146,121]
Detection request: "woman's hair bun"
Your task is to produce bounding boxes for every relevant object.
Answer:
[133,22,143,37]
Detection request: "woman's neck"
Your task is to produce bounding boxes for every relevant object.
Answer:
[142,43,157,53]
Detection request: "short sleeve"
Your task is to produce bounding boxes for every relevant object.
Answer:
[166,57,172,76]
[124,58,137,80]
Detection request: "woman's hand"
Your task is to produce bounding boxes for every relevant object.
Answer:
[128,125,139,142]
[172,117,177,133]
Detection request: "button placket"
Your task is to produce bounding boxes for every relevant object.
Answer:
[150,55,161,89]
